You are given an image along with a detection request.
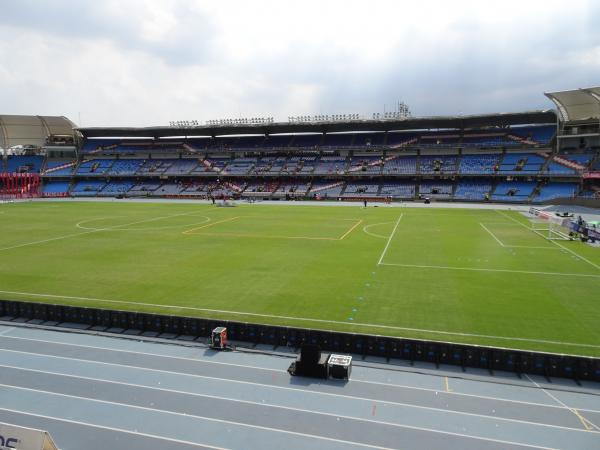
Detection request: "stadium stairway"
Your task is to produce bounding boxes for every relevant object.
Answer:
[42,160,80,175]
[389,137,418,149]
[536,151,553,174]
[223,180,245,193]
[552,155,586,171]
[200,157,222,173]
[507,133,539,146]
[347,155,384,173]
[309,180,345,194]
[182,143,202,154]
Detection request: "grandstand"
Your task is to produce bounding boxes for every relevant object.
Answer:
[1,108,599,205]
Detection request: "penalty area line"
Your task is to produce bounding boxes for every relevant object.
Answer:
[379,262,600,278]
[1,289,600,349]
[495,210,600,272]
[479,222,506,247]
[377,214,403,265]
[182,216,240,234]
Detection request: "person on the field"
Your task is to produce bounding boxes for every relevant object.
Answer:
[363,199,367,208]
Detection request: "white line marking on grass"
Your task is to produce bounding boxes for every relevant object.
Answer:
[0,211,202,252]
[0,384,395,450]
[480,222,506,247]
[339,219,363,240]
[379,262,600,279]
[76,215,210,231]
[182,216,240,234]
[524,374,600,432]
[2,289,600,349]
[0,366,592,441]
[187,232,341,241]
[0,407,229,450]
[377,214,403,265]
[496,210,600,272]
[480,222,556,249]
[362,222,394,239]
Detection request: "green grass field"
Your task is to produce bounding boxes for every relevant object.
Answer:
[1,200,599,356]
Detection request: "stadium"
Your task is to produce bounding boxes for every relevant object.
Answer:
[1,1,600,448]
[1,88,600,448]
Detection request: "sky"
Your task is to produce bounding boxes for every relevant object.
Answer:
[0,0,599,127]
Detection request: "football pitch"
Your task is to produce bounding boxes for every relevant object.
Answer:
[1,200,599,356]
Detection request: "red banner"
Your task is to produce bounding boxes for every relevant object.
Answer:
[0,173,41,198]
[583,172,600,179]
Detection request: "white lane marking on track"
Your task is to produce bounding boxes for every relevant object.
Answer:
[0,382,564,449]
[0,385,394,450]
[1,289,600,350]
[495,210,600,272]
[379,262,600,279]
[362,222,394,239]
[377,214,403,265]
[0,407,228,450]
[0,327,15,336]
[0,211,203,252]
[1,337,599,415]
[524,374,600,432]
[0,365,593,439]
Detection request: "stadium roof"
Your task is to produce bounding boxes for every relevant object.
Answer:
[0,115,75,149]
[76,110,556,139]
[545,87,600,122]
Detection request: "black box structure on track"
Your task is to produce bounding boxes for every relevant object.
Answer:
[1,299,599,382]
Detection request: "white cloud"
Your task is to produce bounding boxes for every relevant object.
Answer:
[0,0,599,126]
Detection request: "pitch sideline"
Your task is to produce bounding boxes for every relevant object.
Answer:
[1,289,599,349]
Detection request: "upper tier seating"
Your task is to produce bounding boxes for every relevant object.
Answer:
[313,156,347,175]
[454,181,492,200]
[107,160,145,175]
[128,182,161,195]
[77,159,114,175]
[222,158,256,175]
[42,181,71,195]
[137,159,174,175]
[533,183,578,202]
[558,153,595,168]
[308,181,344,197]
[459,154,502,174]
[491,181,537,202]
[542,162,578,175]
[382,156,417,174]
[43,159,76,176]
[154,183,184,196]
[419,156,457,174]
[163,159,200,175]
[348,155,383,174]
[71,180,106,196]
[342,183,379,197]
[99,181,134,196]
[274,182,311,196]
[497,153,545,175]
[509,125,555,144]
[5,155,44,173]
[380,182,415,198]
[419,182,453,198]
